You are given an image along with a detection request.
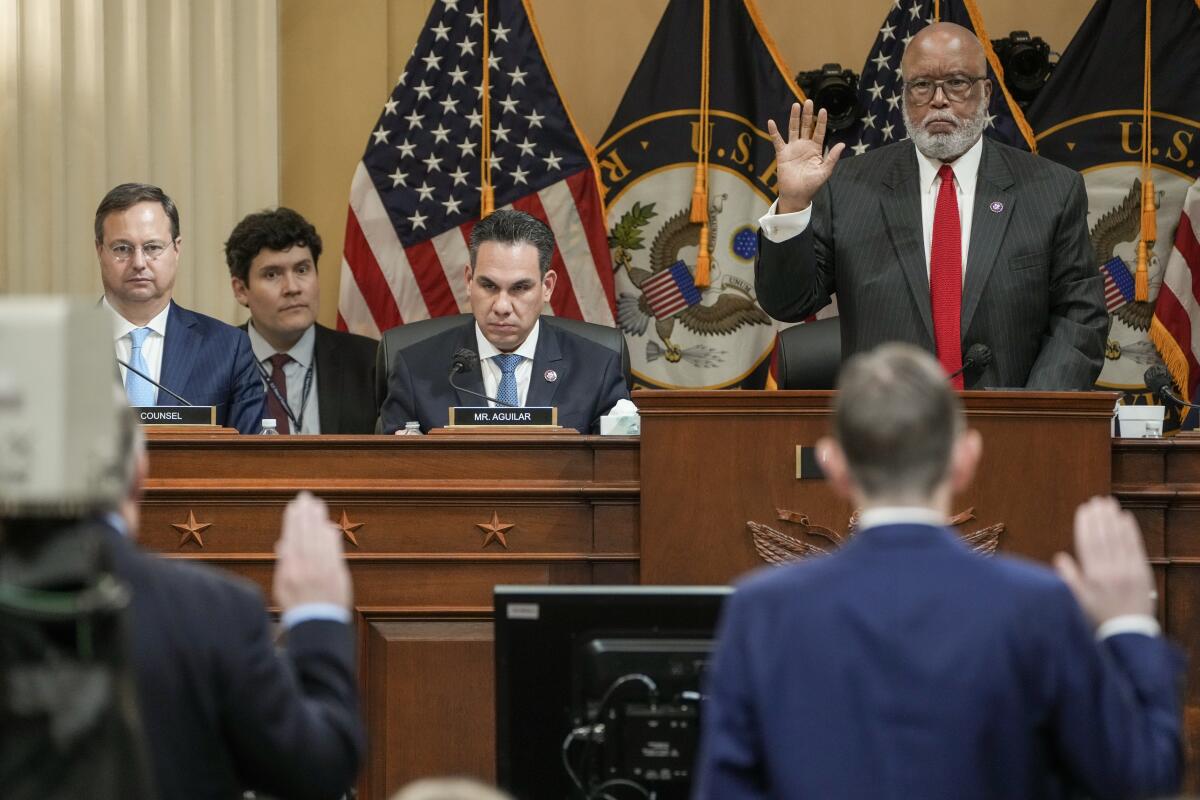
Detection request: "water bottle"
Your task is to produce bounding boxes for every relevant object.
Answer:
[260,418,279,435]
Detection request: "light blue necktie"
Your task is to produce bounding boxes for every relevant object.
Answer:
[125,327,158,406]
[495,353,522,407]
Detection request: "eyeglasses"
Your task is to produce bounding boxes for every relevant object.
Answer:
[103,240,176,263]
[903,76,987,105]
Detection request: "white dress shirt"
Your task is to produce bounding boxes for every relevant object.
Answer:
[857,504,1160,641]
[247,322,322,434]
[106,297,170,391]
[475,320,539,406]
[758,136,985,278]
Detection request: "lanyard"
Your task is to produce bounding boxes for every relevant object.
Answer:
[255,358,315,432]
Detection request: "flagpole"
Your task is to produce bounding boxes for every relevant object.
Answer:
[690,0,713,289]
[480,0,495,214]
[959,0,1037,152]
[1136,0,1155,303]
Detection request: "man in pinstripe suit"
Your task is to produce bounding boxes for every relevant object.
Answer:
[755,23,1106,390]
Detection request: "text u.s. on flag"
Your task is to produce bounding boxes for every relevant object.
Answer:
[337,0,616,338]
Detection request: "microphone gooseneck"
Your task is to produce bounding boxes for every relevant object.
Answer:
[947,344,994,382]
[447,348,518,408]
[1143,365,1200,410]
[117,358,194,405]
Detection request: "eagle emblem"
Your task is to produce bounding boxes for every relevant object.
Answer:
[609,195,771,367]
[747,507,1004,564]
[1091,178,1162,338]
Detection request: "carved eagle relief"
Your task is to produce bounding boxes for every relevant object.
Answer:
[748,507,1004,565]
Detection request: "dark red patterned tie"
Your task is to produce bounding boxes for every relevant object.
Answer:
[266,353,292,434]
[930,163,964,389]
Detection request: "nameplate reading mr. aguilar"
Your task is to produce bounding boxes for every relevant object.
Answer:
[133,406,217,426]
[449,406,557,427]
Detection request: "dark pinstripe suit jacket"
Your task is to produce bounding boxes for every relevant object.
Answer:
[755,138,1107,390]
[160,302,265,433]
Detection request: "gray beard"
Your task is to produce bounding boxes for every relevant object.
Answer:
[902,96,988,161]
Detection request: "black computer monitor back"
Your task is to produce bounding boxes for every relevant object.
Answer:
[494,585,730,800]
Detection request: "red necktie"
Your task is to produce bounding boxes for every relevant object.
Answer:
[266,353,292,434]
[930,163,964,389]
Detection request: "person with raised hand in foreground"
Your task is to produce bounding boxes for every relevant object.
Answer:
[100,408,362,800]
[694,343,1182,800]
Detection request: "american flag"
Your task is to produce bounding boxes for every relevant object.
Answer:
[1100,256,1135,312]
[641,260,702,320]
[829,0,1034,158]
[1152,177,1200,402]
[338,0,616,337]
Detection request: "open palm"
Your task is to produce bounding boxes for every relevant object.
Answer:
[768,100,845,214]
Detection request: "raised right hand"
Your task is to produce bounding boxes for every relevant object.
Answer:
[1053,496,1155,627]
[767,100,846,214]
[273,491,353,612]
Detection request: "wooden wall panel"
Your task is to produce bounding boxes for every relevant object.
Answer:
[1114,439,1200,794]
[636,391,1116,585]
[142,432,640,799]
[363,617,496,797]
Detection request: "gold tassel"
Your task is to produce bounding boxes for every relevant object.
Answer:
[1134,0,1153,305]
[481,186,494,216]
[694,224,711,289]
[1136,241,1150,302]
[1136,177,1155,302]
[689,163,707,223]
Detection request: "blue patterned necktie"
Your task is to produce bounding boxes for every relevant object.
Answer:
[495,353,522,407]
[125,327,158,406]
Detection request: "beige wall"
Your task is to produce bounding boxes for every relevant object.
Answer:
[280,0,1093,329]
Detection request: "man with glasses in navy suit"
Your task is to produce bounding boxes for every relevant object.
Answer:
[95,182,264,433]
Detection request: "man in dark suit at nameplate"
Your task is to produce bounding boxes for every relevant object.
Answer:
[380,209,629,434]
[755,23,1106,390]
[96,183,265,432]
[226,207,379,434]
[694,344,1183,800]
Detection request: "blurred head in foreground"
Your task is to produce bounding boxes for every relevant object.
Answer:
[817,343,982,512]
[390,777,513,800]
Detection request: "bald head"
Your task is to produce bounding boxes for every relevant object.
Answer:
[900,22,992,161]
[902,22,987,77]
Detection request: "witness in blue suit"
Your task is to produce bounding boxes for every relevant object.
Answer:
[96,183,264,433]
[694,344,1184,800]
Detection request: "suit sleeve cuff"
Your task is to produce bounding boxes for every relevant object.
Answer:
[1096,614,1161,641]
[758,198,812,243]
[282,602,352,629]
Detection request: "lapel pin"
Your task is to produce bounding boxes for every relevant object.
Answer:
[543,369,558,383]
[989,201,1004,213]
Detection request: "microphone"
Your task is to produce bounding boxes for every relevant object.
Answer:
[448,348,519,408]
[117,358,194,406]
[948,344,994,381]
[1144,365,1200,409]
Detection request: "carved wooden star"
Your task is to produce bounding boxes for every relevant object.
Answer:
[336,510,365,547]
[170,510,212,548]
[476,511,515,549]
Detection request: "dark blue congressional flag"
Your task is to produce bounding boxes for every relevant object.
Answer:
[597,0,796,389]
[1026,0,1200,404]
[829,0,1034,157]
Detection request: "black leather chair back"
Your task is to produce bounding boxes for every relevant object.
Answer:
[775,317,842,390]
[374,314,632,410]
